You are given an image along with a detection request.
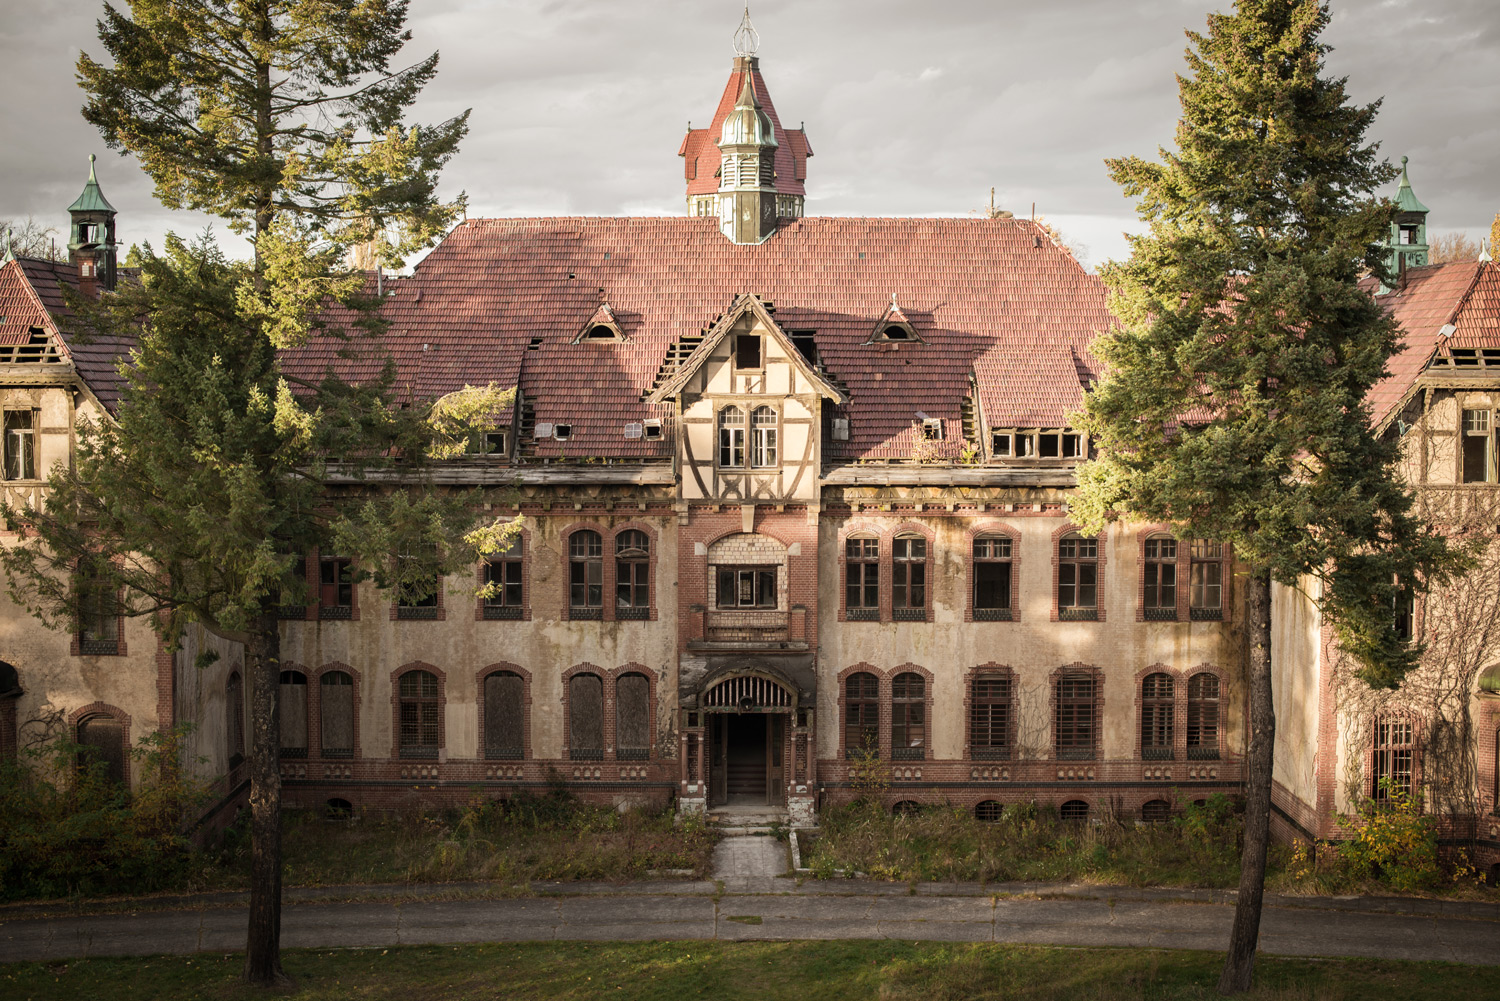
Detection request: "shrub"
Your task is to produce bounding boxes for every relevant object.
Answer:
[1340,781,1439,893]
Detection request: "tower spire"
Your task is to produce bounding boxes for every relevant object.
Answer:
[67,154,119,291]
[1381,155,1429,283]
[733,6,759,57]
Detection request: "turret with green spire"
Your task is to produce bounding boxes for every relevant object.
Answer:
[67,154,118,291]
[1384,155,1429,278]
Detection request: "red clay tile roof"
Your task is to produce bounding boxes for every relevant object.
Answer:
[284,216,1112,461]
[1364,261,1490,427]
[0,257,134,412]
[679,59,810,199]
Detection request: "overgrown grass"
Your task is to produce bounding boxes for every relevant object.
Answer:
[184,788,718,892]
[3,941,1497,1000]
[806,796,1499,899]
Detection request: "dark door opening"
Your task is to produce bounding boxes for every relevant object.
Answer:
[708,712,788,808]
[726,713,766,802]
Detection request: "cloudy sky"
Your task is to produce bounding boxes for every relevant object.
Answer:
[1,0,1495,270]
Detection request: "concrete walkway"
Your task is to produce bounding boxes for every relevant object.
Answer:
[1,880,1497,966]
[710,834,788,889]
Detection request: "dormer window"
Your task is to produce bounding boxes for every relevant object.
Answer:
[643,420,663,441]
[920,418,943,441]
[585,325,615,340]
[466,431,507,457]
[574,301,624,343]
[553,424,573,442]
[735,334,762,370]
[991,429,1085,461]
[883,324,912,341]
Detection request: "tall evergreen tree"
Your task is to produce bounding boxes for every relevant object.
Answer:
[9,1,489,986]
[1073,2,1466,992]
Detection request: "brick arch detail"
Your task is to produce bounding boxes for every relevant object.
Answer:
[560,522,610,621]
[610,520,661,621]
[837,662,884,758]
[888,662,935,761]
[1132,663,1181,761]
[1135,524,1178,622]
[837,519,889,622]
[314,661,362,760]
[69,702,133,788]
[1183,662,1228,760]
[475,662,533,761]
[1050,523,1108,623]
[613,661,658,761]
[389,662,446,760]
[965,520,1023,623]
[561,662,609,760]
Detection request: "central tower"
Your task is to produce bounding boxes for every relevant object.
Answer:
[679,9,812,244]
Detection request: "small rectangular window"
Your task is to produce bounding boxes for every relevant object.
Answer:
[921,418,942,441]
[643,420,663,440]
[1062,433,1083,458]
[553,423,572,441]
[319,557,354,618]
[717,566,777,608]
[1038,432,1060,458]
[991,431,1012,457]
[1462,409,1491,483]
[3,410,37,480]
[1016,433,1037,458]
[735,335,762,370]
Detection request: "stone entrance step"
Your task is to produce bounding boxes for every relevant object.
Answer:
[707,808,788,835]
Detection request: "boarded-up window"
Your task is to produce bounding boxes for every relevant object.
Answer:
[569,673,603,760]
[398,670,440,757]
[484,671,524,760]
[616,672,650,760]
[78,715,125,786]
[279,670,308,756]
[226,671,245,767]
[320,671,354,757]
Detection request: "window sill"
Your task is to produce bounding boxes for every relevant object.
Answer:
[1187,747,1220,760]
[973,607,1012,621]
[1056,750,1095,761]
[1142,748,1174,761]
[482,604,523,620]
[617,747,650,761]
[891,747,925,761]
[892,607,927,622]
[77,639,122,657]
[971,749,1010,761]
[486,748,524,761]
[396,606,440,620]
[570,748,604,761]
[399,746,439,759]
[320,606,353,621]
[278,606,308,620]
[844,748,881,760]
[321,748,353,759]
[281,748,308,759]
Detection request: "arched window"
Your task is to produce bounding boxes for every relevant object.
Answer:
[1059,800,1089,822]
[569,531,603,617]
[844,536,879,619]
[751,406,778,467]
[320,671,354,758]
[892,800,922,816]
[77,714,125,786]
[718,406,746,468]
[1141,800,1171,823]
[970,673,1012,760]
[973,535,1013,620]
[483,671,524,760]
[616,672,651,760]
[891,672,926,760]
[615,530,650,617]
[1186,673,1220,760]
[1143,536,1177,620]
[1055,673,1096,760]
[398,670,440,758]
[892,534,927,619]
[226,671,245,767]
[77,556,120,655]
[569,673,604,760]
[975,800,1003,822]
[844,672,879,757]
[1189,540,1223,619]
[1058,534,1098,620]
[279,670,308,758]
[1141,673,1174,760]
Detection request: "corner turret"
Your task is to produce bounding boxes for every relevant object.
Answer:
[1385,155,1429,276]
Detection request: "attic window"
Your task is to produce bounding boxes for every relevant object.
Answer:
[553,424,573,441]
[920,418,943,441]
[832,418,849,441]
[991,431,1012,456]
[992,429,1085,460]
[585,325,617,340]
[643,420,663,440]
[735,334,762,370]
[791,331,818,365]
[467,431,507,457]
[882,325,912,341]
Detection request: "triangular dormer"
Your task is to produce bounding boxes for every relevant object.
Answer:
[574,299,625,343]
[646,293,845,404]
[867,295,922,343]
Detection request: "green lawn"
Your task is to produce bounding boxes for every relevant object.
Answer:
[3,941,1496,1001]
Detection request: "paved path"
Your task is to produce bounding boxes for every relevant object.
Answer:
[1,881,1496,966]
[710,834,787,888]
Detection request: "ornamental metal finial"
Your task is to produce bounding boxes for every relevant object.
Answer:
[2,226,13,264]
[733,6,759,57]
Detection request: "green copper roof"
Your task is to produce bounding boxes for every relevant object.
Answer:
[1394,156,1429,214]
[67,155,117,215]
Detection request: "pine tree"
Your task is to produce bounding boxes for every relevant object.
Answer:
[10,1,488,986]
[1073,2,1467,992]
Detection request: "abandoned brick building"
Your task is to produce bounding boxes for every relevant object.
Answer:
[1,20,1497,865]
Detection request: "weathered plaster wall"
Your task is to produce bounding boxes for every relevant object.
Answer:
[1270,576,1322,819]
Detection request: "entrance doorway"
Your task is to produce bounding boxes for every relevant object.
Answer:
[708,712,786,807]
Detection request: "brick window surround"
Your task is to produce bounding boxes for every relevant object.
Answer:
[316,549,360,621]
[1050,664,1105,761]
[1051,524,1107,623]
[1369,712,1421,801]
[390,663,445,760]
[562,523,659,622]
[1129,664,1226,762]
[964,663,1016,760]
[837,521,933,624]
[69,702,132,788]
[1139,669,1176,760]
[561,662,657,762]
[836,663,934,761]
[392,568,446,622]
[966,522,1022,623]
[890,526,933,623]
[314,662,361,759]
[72,558,126,657]
[278,667,310,758]
[476,663,532,761]
[1133,529,1232,623]
[477,528,531,621]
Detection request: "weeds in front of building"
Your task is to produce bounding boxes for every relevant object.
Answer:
[803,792,1493,897]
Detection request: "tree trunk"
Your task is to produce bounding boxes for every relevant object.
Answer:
[243,607,289,986]
[1219,568,1274,994]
